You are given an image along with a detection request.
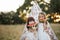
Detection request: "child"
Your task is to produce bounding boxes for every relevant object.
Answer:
[37,12,58,40]
[20,17,38,40]
[37,12,51,40]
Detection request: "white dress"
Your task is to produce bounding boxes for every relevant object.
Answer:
[20,31,37,40]
[38,23,51,40]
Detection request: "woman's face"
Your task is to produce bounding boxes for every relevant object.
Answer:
[39,14,45,21]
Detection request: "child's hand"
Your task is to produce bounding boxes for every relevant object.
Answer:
[34,22,38,27]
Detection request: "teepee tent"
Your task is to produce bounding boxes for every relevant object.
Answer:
[29,1,42,22]
[23,0,42,33]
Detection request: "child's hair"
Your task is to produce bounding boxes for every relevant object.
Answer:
[26,17,35,30]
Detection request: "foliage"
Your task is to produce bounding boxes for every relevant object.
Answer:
[0,11,26,24]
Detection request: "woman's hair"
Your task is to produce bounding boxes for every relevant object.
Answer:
[26,17,35,30]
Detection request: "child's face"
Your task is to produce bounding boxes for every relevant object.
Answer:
[29,21,35,25]
[29,21,36,31]
[39,14,45,21]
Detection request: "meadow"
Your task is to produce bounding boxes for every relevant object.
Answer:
[0,23,60,40]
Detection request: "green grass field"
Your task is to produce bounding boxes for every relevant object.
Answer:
[0,24,60,40]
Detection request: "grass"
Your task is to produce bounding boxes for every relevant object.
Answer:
[0,24,24,40]
[51,23,60,40]
[0,24,60,40]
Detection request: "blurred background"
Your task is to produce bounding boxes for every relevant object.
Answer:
[0,0,60,24]
[0,0,60,40]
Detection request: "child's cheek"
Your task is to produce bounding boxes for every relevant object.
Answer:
[41,18,45,21]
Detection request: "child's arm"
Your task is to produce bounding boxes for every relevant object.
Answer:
[34,22,38,31]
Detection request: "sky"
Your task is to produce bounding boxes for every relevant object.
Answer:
[0,0,50,12]
[0,0,25,12]
[44,0,50,3]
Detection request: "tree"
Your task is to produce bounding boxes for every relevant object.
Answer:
[50,0,60,13]
[17,0,32,14]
